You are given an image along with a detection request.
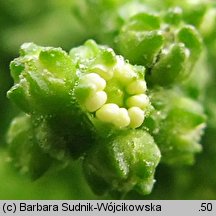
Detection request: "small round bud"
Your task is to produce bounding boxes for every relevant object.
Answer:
[96,103,119,123]
[113,108,130,128]
[128,107,145,128]
[85,91,107,112]
[126,80,147,94]
[80,73,106,91]
[126,94,149,109]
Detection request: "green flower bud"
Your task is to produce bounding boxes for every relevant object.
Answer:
[149,43,188,86]
[7,42,98,159]
[116,12,163,68]
[146,89,206,165]
[6,114,53,179]
[116,9,203,86]
[117,29,164,68]
[177,25,203,66]
[83,130,161,196]
[7,43,76,115]
[7,40,151,161]
[72,40,151,129]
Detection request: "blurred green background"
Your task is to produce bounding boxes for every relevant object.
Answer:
[0,0,216,199]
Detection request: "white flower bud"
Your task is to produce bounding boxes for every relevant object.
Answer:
[113,108,130,128]
[80,73,106,91]
[85,91,107,112]
[126,94,149,109]
[96,103,119,122]
[128,107,145,128]
[126,80,147,94]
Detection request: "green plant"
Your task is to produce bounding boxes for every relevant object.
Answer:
[1,0,216,199]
